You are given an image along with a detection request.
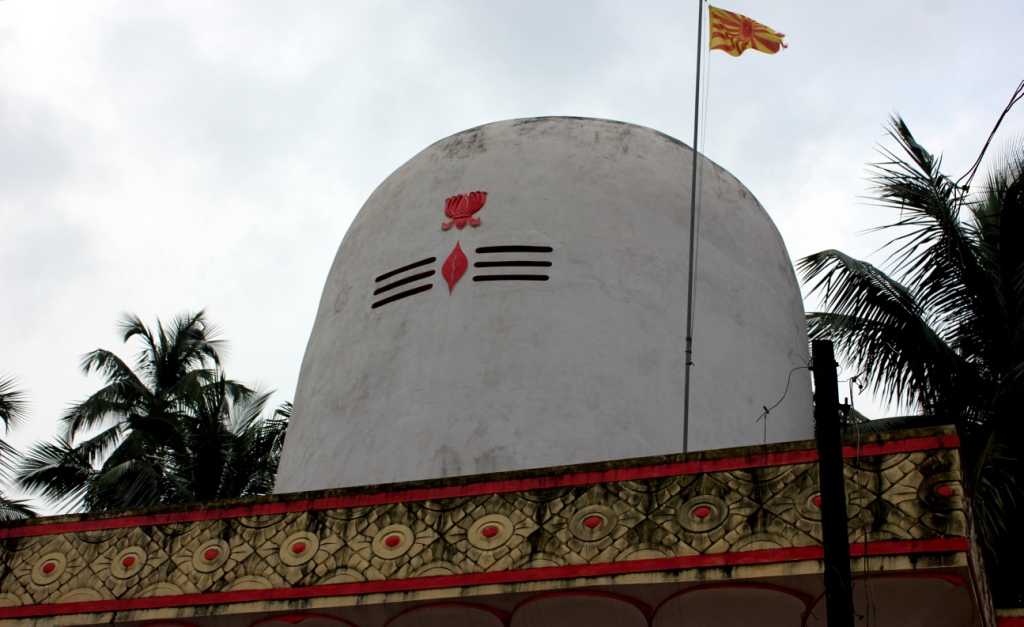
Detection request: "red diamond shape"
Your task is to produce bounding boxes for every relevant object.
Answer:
[442,242,468,292]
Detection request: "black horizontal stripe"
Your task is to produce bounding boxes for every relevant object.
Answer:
[473,274,549,282]
[474,260,552,268]
[373,270,435,295]
[476,245,553,254]
[371,284,432,309]
[375,257,435,283]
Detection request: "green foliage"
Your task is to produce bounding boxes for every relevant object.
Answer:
[15,311,290,514]
[0,377,28,430]
[800,116,1024,605]
[0,377,36,520]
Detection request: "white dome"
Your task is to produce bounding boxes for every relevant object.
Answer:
[275,117,812,493]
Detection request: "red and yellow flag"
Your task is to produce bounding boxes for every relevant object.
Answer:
[708,6,787,57]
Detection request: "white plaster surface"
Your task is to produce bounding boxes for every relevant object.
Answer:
[274,117,813,493]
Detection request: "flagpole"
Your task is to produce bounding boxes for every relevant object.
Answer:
[682,0,704,455]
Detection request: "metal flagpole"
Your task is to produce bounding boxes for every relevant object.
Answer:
[682,0,704,454]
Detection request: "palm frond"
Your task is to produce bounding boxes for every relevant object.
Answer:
[0,377,28,430]
[61,379,149,438]
[0,438,22,474]
[975,143,1024,315]
[28,310,287,513]
[72,424,125,466]
[868,118,996,350]
[80,349,146,388]
[0,495,35,521]
[16,438,96,513]
[971,434,1019,564]
[172,370,250,413]
[799,249,971,410]
[224,410,288,498]
[171,310,225,370]
[808,312,951,413]
[205,390,288,499]
[119,312,154,345]
[90,457,167,511]
[801,104,1024,605]
[275,401,293,420]
[119,313,160,386]
[227,390,273,433]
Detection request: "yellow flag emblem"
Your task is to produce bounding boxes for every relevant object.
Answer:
[708,6,787,57]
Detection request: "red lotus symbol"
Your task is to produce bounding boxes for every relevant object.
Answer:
[442,191,487,231]
[442,242,468,292]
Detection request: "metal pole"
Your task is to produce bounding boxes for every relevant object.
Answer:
[811,340,855,627]
[682,0,704,454]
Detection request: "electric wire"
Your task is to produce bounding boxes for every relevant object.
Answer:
[754,363,811,443]
[852,394,879,625]
[954,80,1024,192]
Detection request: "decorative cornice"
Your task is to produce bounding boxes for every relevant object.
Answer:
[0,427,968,621]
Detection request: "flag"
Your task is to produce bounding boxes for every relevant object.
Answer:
[708,6,787,57]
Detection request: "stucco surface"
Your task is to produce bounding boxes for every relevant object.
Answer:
[275,117,813,493]
[0,426,968,626]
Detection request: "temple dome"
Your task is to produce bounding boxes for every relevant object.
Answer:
[274,117,812,493]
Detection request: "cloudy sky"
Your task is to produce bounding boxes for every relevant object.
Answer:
[2,1,1022,508]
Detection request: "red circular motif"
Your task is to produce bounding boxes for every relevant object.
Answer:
[41,561,56,575]
[935,484,955,498]
[121,555,136,569]
[812,494,823,509]
[692,505,712,519]
[383,534,402,548]
[481,524,500,538]
[203,548,221,562]
[582,515,604,530]
[290,542,307,555]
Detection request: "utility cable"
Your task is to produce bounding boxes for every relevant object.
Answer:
[955,79,1024,192]
[755,364,811,444]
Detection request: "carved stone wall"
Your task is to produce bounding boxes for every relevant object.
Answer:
[0,428,970,623]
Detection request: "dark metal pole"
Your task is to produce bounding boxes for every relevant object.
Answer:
[811,340,855,627]
[682,0,704,454]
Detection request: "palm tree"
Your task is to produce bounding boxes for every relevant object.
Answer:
[165,377,290,503]
[799,112,1024,603]
[0,377,36,520]
[16,311,288,513]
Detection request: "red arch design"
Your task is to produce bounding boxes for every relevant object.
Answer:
[382,601,509,627]
[801,572,968,627]
[652,581,814,625]
[250,613,360,626]
[511,590,653,624]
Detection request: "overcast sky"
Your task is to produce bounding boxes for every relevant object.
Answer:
[2,1,1022,509]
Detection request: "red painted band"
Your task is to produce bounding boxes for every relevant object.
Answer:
[0,537,968,619]
[999,619,1024,627]
[0,434,959,540]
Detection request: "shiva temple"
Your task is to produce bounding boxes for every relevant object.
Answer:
[0,118,1010,625]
